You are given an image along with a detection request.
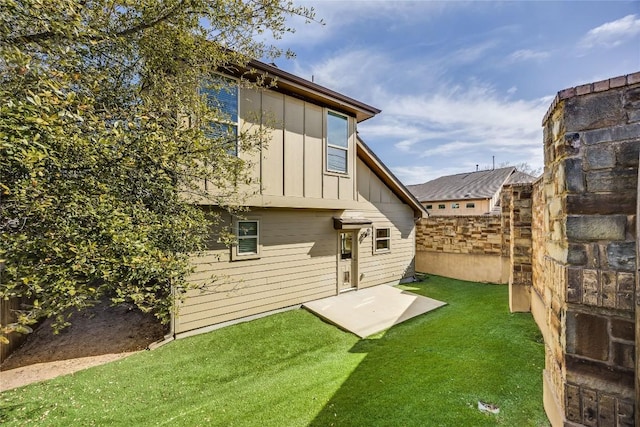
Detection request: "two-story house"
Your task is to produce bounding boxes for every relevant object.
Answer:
[407,167,536,216]
[173,60,427,336]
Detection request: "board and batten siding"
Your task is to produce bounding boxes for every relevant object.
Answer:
[238,87,357,205]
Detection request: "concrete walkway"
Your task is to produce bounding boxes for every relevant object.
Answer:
[303,284,446,338]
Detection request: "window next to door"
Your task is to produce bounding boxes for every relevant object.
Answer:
[374,227,390,253]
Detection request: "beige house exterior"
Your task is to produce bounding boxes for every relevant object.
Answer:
[407,167,536,216]
[174,61,427,336]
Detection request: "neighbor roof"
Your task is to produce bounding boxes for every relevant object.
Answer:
[407,167,535,202]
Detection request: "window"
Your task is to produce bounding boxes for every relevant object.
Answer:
[466,202,475,209]
[425,204,433,210]
[326,111,349,173]
[340,232,353,260]
[374,227,391,253]
[452,203,459,209]
[232,219,260,260]
[202,75,239,155]
[438,204,445,209]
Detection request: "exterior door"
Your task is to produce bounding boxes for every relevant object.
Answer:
[338,231,357,292]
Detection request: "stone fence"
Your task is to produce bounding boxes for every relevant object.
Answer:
[415,182,533,288]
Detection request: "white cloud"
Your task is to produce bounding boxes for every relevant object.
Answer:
[508,49,550,62]
[580,14,640,48]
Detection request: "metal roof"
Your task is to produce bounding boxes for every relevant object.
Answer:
[406,167,536,202]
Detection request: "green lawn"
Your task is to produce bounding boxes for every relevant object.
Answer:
[0,275,549,426]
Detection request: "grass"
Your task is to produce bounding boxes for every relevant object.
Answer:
[0,275,549,426]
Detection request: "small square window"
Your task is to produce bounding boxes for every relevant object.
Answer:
[466,202,475,208]
[438,204,445,209]
[452,203,459,209]
[425,204,433,210]
[232,218,260,260]
[374,227,391,253]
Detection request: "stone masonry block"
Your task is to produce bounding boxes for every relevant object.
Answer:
[566,193,637,215]
[617,400,635,427]
[558,132,581,157]
[606,242,636,272]
[610,76,627,88]
[628,72,640,84]
[565,384,582,423]
[611,318,635,341]
[612,342,635,369]
[623,86,640,108]
[582,269,600,305]
[617,291,634,311]
[586,169,637,193]
[585,145,616,170]
[581,388,598,427]
[567,243,587,265]
[583,122,640,145]
[597,394,616,426]
[564,158,585,193]
[567,267,583,303]
[566,312,609,361]
[593,79,610,92]
[600,270,617,308]
[617,140,640,167]
[564,91,625,132]
[566,215,626,242]
[617,272,635,292]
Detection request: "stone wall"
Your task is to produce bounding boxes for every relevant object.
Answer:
[534,72,639,427]
[415,215,510,283]
[416,215,503,255]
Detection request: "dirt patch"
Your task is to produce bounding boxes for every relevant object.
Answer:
[1,299,166,391]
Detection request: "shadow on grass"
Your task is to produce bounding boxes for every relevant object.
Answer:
[309,275,549,427]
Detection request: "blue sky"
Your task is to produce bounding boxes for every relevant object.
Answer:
[265,1,640,184]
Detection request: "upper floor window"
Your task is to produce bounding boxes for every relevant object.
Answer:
[466,202,475,208]
[452,203,459,209]
[438,204,445,209]
[201,75,239,156]
[326,111,349,174]
[425,204,433,210]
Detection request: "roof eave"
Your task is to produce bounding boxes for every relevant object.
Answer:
[356,137,428,218]
[248,59,381,123]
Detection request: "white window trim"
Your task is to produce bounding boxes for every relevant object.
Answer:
[231,217,261,261]
[325,110,350,175]
[373,226,391,254]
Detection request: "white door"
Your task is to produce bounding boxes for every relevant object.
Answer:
[338,231,357,292]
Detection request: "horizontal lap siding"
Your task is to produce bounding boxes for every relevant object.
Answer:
[355,203,416,288]
[178,209,338,333]
[354,158,416,289]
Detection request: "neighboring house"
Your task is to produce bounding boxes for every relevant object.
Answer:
[407,167,536,216]
[173,60,427,336]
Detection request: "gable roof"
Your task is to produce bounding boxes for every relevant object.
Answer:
[357,137,428,218]
[407,167,536,202]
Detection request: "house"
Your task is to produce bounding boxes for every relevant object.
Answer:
[406,167,536,216]
[173,60,428,336]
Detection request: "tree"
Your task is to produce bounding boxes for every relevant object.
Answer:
[0,0,316,341]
